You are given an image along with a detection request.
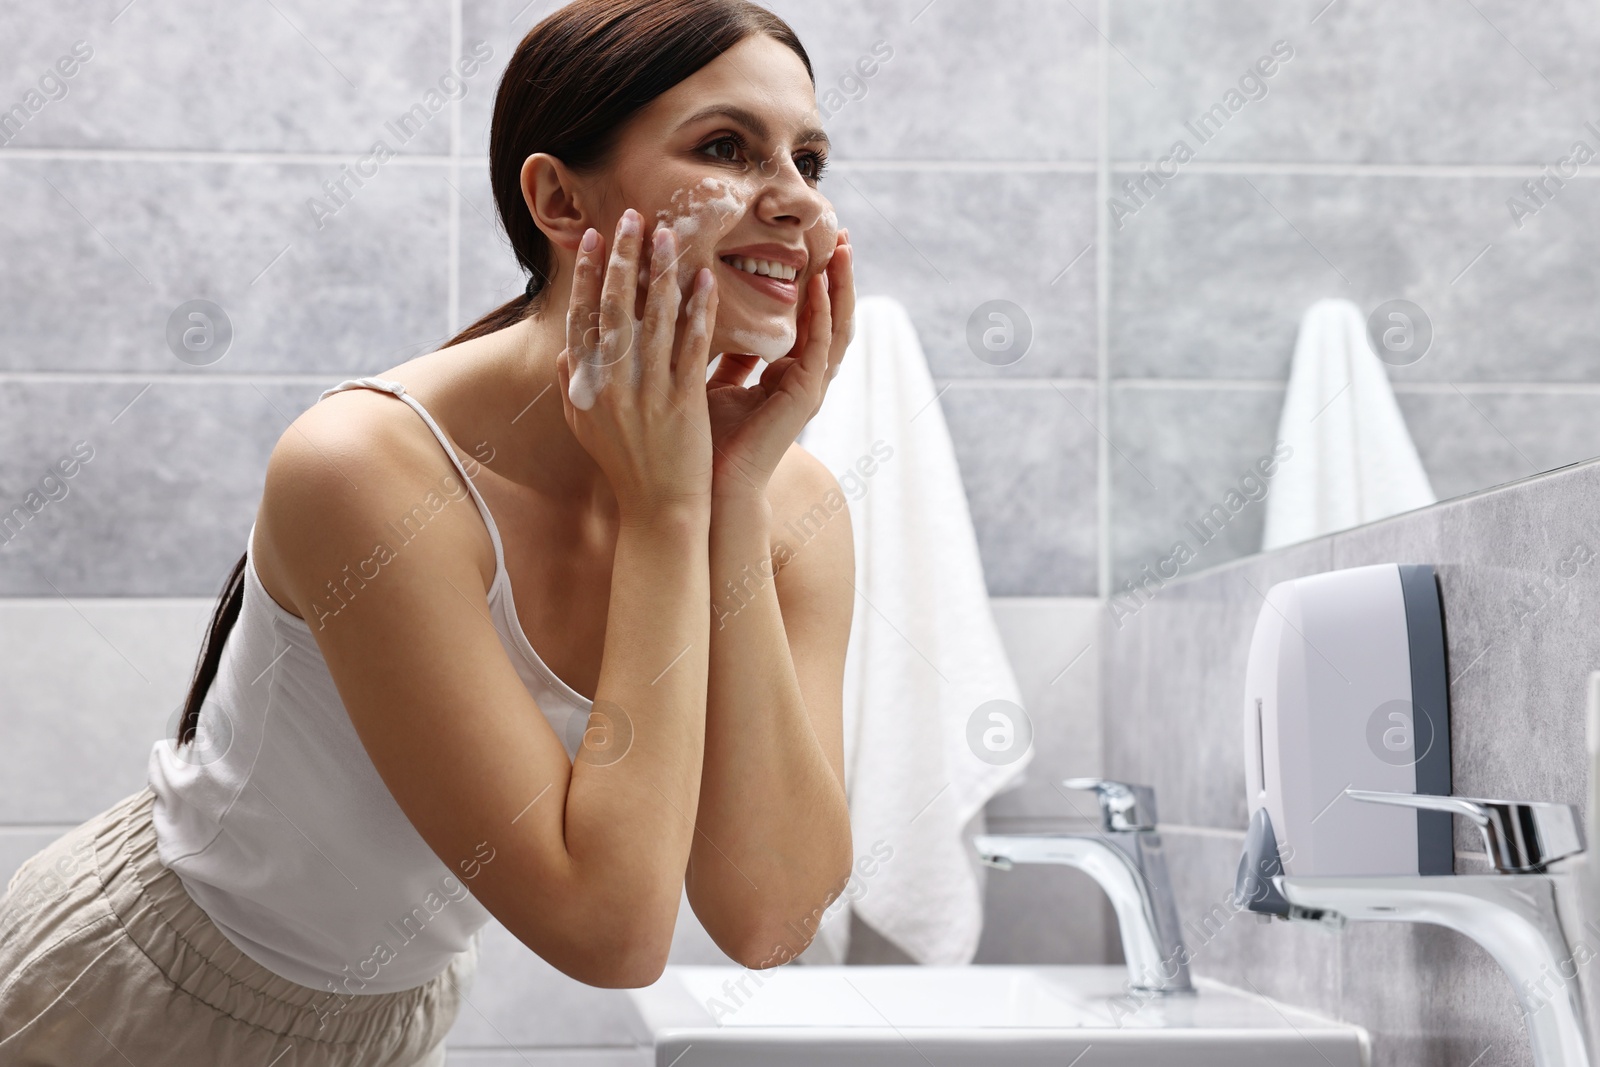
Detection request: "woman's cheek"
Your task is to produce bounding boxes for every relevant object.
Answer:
[651,175,759,292]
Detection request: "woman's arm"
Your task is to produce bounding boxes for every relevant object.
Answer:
[689,229,858,964]
[691,449,854,966]
[258,214,719,989]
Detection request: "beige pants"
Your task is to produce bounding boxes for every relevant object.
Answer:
[0,788,478,1066]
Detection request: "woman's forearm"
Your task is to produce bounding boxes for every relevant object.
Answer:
[696,487,852,964]
[561,508,711,953]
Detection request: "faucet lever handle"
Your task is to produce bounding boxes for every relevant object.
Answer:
[1061,778,1158,832]
[1344,789,1586,873]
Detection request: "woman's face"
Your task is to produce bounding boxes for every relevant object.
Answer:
[586,34,839,361]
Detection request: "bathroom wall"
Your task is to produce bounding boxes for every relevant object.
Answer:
[1103,456,1600,1067]
[0,0,1106,1062]
[1104,0,1600,591]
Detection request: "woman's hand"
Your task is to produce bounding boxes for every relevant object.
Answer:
[704,229,856,497]
[557,208,719,525]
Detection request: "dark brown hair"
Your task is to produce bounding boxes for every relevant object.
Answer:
[177,0,813,746]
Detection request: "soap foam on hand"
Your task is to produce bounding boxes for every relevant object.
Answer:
[567,319,640,411]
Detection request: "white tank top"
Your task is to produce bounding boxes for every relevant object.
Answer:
[147,376,594,995]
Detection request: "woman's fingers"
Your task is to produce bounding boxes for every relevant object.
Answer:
[825,232,855,380]
[565,226,604,360]
[596,209,644,379]
[674,267,717,394]
[640,226,682,393]
[709,352,761,388]
[769,271,830,395]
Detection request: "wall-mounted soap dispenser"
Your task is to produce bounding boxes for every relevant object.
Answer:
[1235,563,1452,913]
[1234,564,1595,1067]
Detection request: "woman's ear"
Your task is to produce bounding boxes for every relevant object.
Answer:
[521,153,589,252]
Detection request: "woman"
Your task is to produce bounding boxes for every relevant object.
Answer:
[0,0,856,1062]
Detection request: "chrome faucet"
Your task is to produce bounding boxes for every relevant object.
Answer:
[1275,789,1591,1067]
[974,778,1194,994]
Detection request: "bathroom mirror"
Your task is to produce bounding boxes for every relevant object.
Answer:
[1089,5,1600,597]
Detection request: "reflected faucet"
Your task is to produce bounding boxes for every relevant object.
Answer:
[974,778,1194,994]
[1275,790,1591,1067]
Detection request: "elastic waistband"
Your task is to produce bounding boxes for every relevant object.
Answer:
[95,788,469,1048]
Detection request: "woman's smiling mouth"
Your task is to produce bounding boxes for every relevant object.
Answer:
[718,243,807,305]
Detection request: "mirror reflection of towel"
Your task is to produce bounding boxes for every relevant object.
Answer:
[795,295,1030,965]
[1262,298,1436,550]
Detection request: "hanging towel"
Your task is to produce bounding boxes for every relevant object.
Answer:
[1261,298,1437,550]
[794,295,1031,966]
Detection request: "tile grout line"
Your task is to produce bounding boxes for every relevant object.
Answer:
[2,149,1592,180]
[3,373,1597,395]
[447,0,463,338]
[1095,0,1112,601]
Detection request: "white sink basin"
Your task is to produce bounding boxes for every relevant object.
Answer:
[629,965,1369,1066]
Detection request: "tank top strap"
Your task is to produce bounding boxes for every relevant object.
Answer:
[317,376,507,577]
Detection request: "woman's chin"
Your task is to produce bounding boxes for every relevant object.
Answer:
[718,325,796,364]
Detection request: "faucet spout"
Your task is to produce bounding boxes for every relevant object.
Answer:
[1279,873,1593,1067]
[1272,790,1595,1067]
[974,779,1193,995]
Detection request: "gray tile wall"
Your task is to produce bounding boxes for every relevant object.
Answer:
[1102,457,1600,1067]
[0,1,1106,1059]
[0,0,1102,599]
[1105,0,1600,590]
[9,0,1594,1059]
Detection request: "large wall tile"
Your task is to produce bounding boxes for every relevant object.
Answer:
[463,0,1100,163]
[1337,922,1525,1067]
[0,0,456,154]
[1397,388,1600,504]
[455,164,523,331]
[972,855,1119,965]
[1109,384,1288,588]
[1109,172,1600,383]
[985,597,1103,818]
[940,384,1098,596]
[761,0,1099,163]
[805,168,1097,379]
[0,380,332,595]
[0,598,213,822]
[0,159,450,374]
[1110,0,1600,165]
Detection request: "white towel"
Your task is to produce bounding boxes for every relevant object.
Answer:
[794,295,1031,966]
[1261,298,1436,550]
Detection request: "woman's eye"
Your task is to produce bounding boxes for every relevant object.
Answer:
[702,135,827,183]
[704,136,744,163]
[800,153,829,182]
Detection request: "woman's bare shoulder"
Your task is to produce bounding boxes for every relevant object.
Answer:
[768,442,855,577]
[252,388,495,621]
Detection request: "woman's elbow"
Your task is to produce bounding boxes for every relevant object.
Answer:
[523,906,677,988]
[558,933,673,988]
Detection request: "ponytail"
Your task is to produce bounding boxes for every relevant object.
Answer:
[174,551,247,745]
